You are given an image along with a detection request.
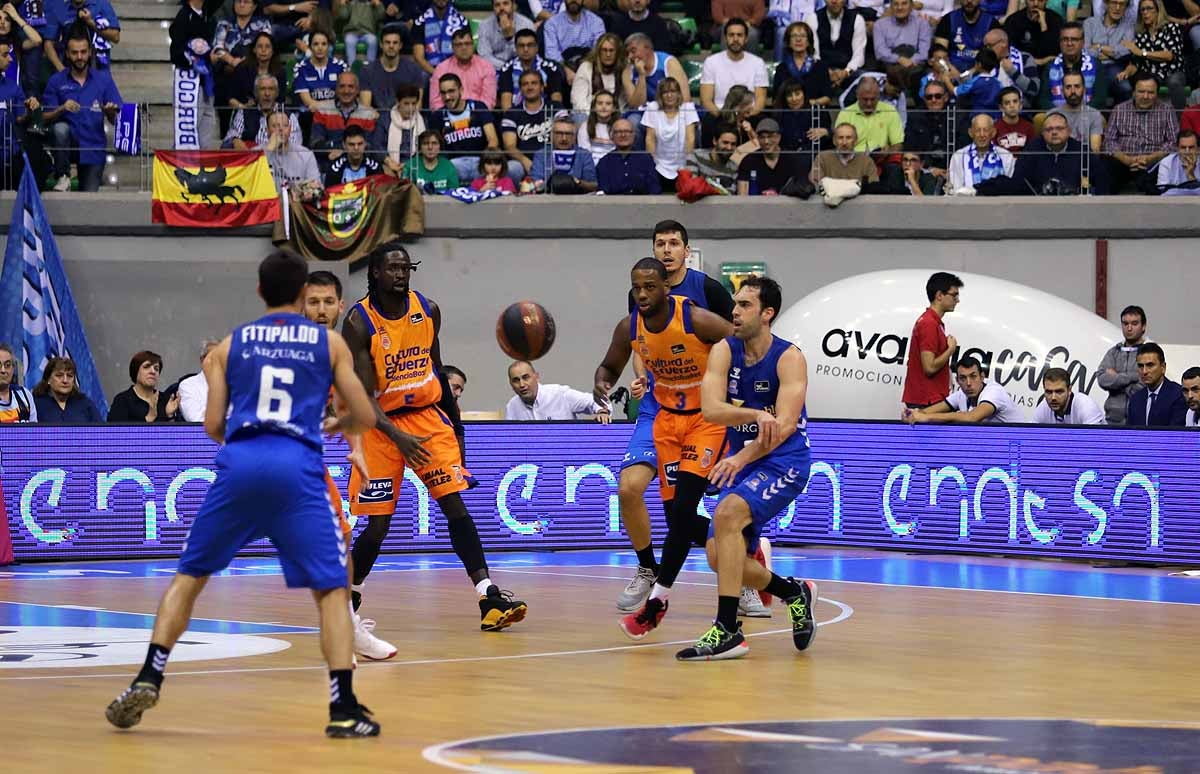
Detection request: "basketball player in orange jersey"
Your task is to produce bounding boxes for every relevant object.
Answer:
[304,271,398,660]
[595,257,733,640]
[343,242,527,631]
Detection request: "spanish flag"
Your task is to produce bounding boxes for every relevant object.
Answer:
[152,150,280,228]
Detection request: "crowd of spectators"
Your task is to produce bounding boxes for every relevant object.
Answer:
[1,0,1199,195]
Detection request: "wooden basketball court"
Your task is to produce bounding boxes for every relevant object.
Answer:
[4,548,1199,772]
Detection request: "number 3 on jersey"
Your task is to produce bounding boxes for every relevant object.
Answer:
[674,391,687,411]
[257,366,295,421]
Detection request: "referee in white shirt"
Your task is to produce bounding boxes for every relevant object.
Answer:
[1183,367,1200,427]
[903,355,1022,424]
[504,360,611,422]
[1032,367,1105,425]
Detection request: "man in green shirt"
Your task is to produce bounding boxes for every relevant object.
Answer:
[833,78,904,153]
[402,130,461,193]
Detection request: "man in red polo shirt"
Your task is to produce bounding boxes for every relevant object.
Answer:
[902,272,962,409]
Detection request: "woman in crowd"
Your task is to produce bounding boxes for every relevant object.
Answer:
[1121,0,1189,108]
[402,130,460,192]
[771,22,833,107]
[228,32,286,109]
[578,89,619,165]
[643,77,698,193]
[774,80,830,153]
[108,351,179,423]
[32,357,101,424]
[212,0,273,126]
[572,33,627,115]
[385,82,426,166]
[701,84,757,149]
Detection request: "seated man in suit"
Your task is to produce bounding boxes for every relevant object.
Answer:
[1126,343,1187,426]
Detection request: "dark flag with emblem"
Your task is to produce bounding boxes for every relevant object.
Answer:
[273,175,424,262]
[152,150,280,227]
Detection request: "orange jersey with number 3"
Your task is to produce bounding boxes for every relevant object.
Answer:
[351,291,443,412]
[632,296,710,412]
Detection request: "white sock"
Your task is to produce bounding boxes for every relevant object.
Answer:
[650,583,671,601]
[351,583,364,595]
[474,578,493,596]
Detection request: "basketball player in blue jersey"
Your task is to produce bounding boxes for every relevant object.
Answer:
[105,251,383,737]
[676,277,819,661]
[612,220,735,614]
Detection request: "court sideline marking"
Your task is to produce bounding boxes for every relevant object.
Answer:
[0,598,853,682]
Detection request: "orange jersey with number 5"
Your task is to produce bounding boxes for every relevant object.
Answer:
[351,291,442,413]
[632,296,710,412]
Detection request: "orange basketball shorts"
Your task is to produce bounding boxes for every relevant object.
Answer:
[324,469,353,539]
[652,409,726,501]
[349,405,476,516]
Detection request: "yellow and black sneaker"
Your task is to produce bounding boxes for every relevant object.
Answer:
[105,681,160,729]
[479,586,528,632]
[784,579,818,652]
[675,621,749,662]
[325,703,381,738]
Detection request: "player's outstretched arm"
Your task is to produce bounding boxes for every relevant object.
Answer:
[328,331,378,436]
[202,336,232,444]
[594,317,634,406]
[700,339,759,428]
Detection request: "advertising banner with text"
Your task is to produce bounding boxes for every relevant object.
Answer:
[2,423,1196,563]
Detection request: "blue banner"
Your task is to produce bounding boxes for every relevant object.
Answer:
[2,422,1197,563]
[0,161,107,417]
[113,103,141,155]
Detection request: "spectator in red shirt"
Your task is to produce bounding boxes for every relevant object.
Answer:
[901,271,962,409]
[1182,101,1200,136]
[994,86,1036,154]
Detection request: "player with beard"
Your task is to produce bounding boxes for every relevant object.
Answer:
[343,243,527,632]
[676,277,818,661]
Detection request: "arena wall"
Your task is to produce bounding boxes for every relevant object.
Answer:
[2,194,1195,413]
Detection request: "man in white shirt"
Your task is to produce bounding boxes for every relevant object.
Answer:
[176,339,220,422]
[504,360,611,421]
[904,356,1022,424]
[948,114,1016,195]
[699,19,769,116]
[1032,367,1105,424]
[1181,367,1200,427]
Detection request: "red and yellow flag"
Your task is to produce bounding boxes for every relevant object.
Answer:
[152,150,280,227]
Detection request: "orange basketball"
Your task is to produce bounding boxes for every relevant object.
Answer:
[496,301,556,361]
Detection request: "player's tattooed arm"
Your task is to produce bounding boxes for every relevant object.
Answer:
[594,317,633,406]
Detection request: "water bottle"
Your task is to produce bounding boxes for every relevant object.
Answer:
[748,169,759,196]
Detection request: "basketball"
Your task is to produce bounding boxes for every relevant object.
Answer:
[496,301,556,361]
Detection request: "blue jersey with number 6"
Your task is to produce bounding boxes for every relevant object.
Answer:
[225,312,332,451]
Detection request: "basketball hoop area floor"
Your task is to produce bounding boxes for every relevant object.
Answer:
[4,548,1200,773]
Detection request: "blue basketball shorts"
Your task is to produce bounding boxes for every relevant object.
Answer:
[710,449,812,553]
[178,434,348,590]
[621,409,658,472]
